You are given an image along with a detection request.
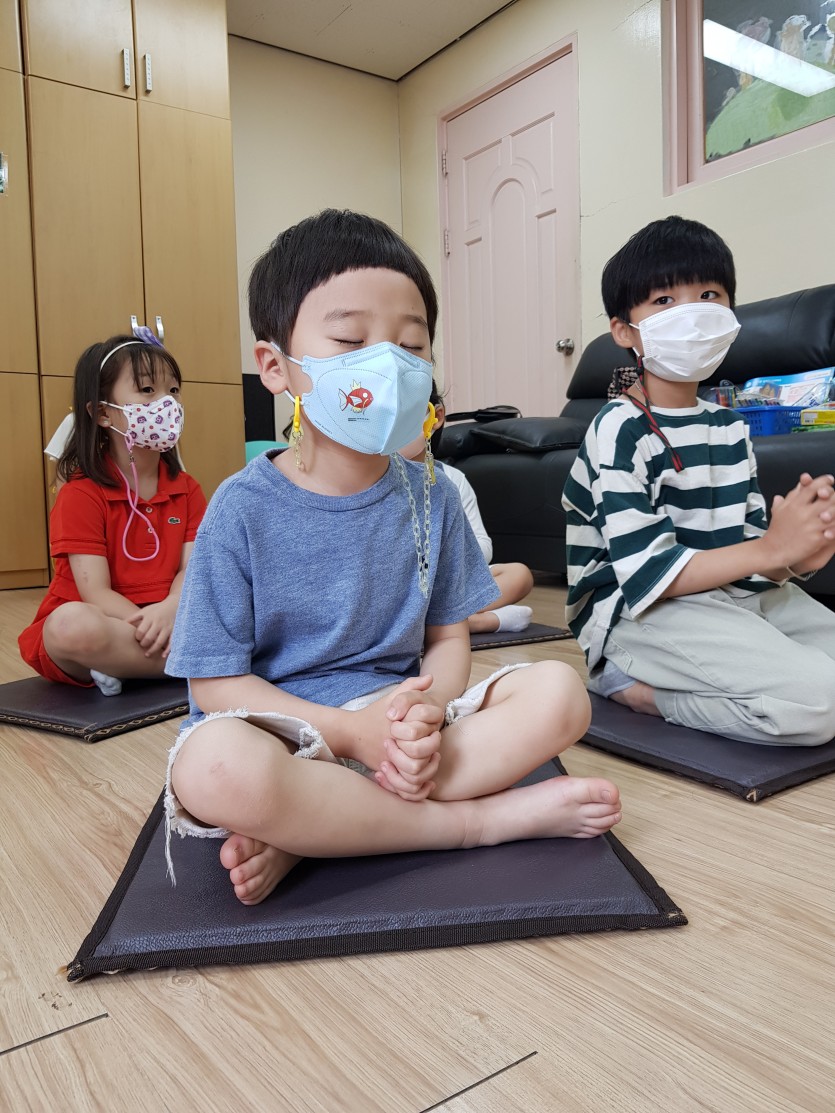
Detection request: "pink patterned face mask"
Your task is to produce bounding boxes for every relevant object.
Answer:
[101,395,184,561]
[103,395,184,452]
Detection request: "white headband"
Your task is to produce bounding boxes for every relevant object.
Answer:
[99,340,146,372]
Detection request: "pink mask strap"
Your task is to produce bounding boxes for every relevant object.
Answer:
[115,458,161,562]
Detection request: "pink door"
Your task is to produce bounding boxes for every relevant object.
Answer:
[442,50,579,416]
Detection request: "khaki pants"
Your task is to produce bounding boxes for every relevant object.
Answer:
[592,584,835,747]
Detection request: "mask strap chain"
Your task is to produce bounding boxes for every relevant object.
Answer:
[289,395,304,470]
[422,402,437,485]
[624,367,685,474]
[115,433,161,562]
[391,452,431,598]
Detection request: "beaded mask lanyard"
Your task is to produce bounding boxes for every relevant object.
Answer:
[390,403,437,598]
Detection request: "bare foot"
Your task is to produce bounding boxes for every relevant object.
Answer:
[475,775,622,846]
[611,680,661,717]
[219,834,300,905]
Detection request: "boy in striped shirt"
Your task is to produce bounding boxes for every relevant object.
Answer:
[563,216,835,746]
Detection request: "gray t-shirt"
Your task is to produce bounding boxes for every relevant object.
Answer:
[167,451,498,726]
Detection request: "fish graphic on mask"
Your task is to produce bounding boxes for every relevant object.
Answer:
[339,381,374,413]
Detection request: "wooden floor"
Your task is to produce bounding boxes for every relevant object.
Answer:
[1,580,833,1112]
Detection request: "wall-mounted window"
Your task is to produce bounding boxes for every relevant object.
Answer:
[666,0,835,189]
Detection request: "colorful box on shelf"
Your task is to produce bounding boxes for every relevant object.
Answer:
[741,367,834,408]
[799,404,835,427]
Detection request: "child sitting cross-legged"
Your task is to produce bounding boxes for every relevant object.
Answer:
[562,215,835,747]
[19,335,206,695]
[165,209,621,905]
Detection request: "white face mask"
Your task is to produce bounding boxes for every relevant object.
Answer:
[630,302,740,383]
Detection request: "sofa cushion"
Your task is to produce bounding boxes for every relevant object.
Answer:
[472,416,589,452]
[434,421,496,460]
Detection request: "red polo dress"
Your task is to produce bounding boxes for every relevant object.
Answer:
[18,462,207,684]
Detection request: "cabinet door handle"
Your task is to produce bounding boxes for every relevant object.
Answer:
[122,47,132,88]
[130,314,139,332]
[144,53,153,93]
[155,315,164,343]
[0,152,7,195]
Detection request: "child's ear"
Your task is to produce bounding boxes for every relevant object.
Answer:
[610,316,638,352]
[87,400,110,428]
[434,402,446,429]
[254,341,290,397]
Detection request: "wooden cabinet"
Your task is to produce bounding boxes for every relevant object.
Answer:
[28,79,145,377]
[1,0,241,584]
[0,0,22,72]
[179,382,245,499]
[134,0,230,118]
[0,69,38,375]
[0,374,48,586]
[21,0,229,117]
[139,103,239,385]
[21,0,136,98]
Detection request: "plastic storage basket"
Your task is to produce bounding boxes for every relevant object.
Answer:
[736,406,804,437]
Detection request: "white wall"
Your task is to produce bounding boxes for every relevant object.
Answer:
[228,36,401,431]
[398,0,835,368]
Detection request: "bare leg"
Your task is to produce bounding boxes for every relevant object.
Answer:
[469,563,534,633]
[431,660,594,800]
[172,713,621,904]
[42,601,167,682]
[611,682,662,717]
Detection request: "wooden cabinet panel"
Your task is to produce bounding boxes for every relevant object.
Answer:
[0,70,37,374]
[0,0,22,71]
[179,381,244,500]
[139,102,240,386]
[134,0,230,119]
[21,0,136,97]
[28,79,145,377]
[0,374,48,578]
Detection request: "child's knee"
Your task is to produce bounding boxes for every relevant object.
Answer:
[172,720,260,824]
[173,718,296,829]
[524,660,592,736]
[43,602,107,657]
[511,563,534,596]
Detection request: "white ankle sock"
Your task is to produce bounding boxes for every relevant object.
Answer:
[492,605,533,633]
[90,669,122,697]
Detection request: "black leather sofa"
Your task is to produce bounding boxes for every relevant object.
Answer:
[436,284,835,596]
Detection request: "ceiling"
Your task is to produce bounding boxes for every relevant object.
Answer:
[226,0,515,80]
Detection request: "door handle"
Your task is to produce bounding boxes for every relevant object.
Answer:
[122,48,132,89]
[0,151,7,194]
[555,338,575,354]
[155,315,164,343]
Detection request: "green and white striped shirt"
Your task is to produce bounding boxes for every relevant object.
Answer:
[562,397,775,670]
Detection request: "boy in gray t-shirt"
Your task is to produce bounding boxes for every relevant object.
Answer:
[165,210,621,904]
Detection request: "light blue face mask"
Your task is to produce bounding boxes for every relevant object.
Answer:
[271,341,433,455]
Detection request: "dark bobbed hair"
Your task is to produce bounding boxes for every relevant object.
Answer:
[57,336,183,487]
[601,215,736,321]
[248,209,438,349]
